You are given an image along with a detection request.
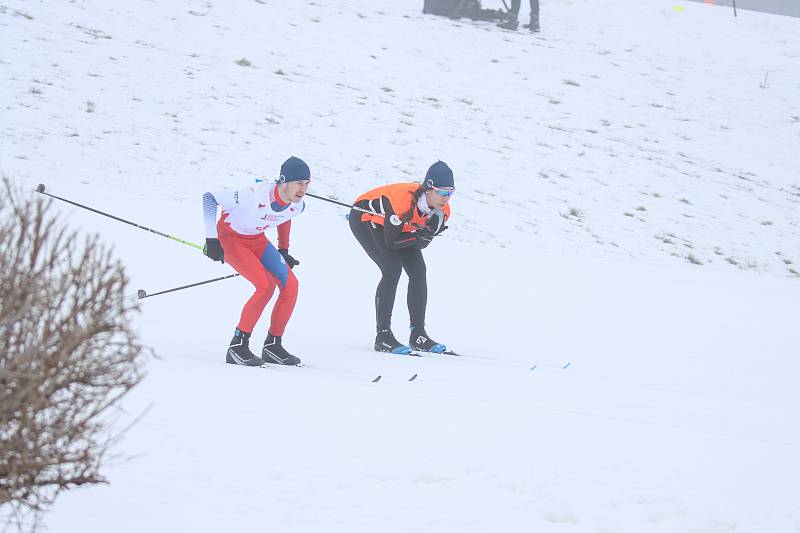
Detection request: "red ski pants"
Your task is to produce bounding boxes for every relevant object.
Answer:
[218,225,298,336]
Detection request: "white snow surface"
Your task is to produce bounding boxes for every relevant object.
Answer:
[2,0,800,532]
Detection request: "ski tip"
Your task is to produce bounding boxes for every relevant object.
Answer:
[408,373,418,382]
[136,289,147,299]
[371,375,382,383]
[529,365,537,371]
[562,362,572,369]
[443,350,460,356]
[36,183,46,193]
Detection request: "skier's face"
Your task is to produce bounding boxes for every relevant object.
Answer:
[425,188,452,210]
[279,180,310,203]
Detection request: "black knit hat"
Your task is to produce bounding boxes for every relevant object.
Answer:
[278,156,311,183]
[424,161,454,189]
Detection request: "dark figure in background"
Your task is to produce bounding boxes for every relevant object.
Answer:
[498,0,540,32]
[423,0,506,21]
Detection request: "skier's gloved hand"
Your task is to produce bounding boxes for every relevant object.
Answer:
[414,226,435,241]
[425,212,449,236]
[279,248,299,269]
[204,238,224,262]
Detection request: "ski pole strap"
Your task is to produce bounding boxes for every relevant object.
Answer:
[36,184,203,251]
[137,273,240,299]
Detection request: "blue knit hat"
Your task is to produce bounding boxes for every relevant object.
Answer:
[424,161,454,189]
[278,156,311,183]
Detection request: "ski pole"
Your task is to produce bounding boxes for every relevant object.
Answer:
[732,0,737,17]
[304,192,428,230]
[35,184,203,251]
[305,192,378,217]
[137,273,240,299]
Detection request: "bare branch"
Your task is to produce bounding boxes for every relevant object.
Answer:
[0,177,148,530]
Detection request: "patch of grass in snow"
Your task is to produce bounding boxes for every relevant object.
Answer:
[563,79,580,87]
[687,254,703,266]
[235,58,252,67]
[561,207,583,220]
[85,101,95,113]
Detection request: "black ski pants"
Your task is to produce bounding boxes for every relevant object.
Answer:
[349,212,427,332]
[508,0,539,23]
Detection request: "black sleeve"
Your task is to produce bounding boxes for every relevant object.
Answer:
[377,196,419,250]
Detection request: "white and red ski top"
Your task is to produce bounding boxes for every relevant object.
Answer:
[203,183,306,247]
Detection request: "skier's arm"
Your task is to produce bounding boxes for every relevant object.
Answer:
[414,211,449,250]
[202,193,220,238]
[202,191,226,261]
[378,197,418,250]
[277,220,291,250]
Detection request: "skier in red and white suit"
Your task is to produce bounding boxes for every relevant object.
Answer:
[202,156,310,367]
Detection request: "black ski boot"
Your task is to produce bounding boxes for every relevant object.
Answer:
[498,16,519,30]
[409,326,447,354]
[261,334,302,366]
[374,328,412,355]
[523,18,540,32]
[226,330,264,366]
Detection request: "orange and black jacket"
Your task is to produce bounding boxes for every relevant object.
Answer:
[353,183,451,250]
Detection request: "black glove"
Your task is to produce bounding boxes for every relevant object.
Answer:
[425,212,448,237]
[204,238,224,262]
[415,214,448,242]
[279,248,299,269]
[414,226,435,241]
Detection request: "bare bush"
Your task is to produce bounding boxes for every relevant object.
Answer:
[0,178,147,530]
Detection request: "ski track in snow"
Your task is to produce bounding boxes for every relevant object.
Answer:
[2,0,800,532]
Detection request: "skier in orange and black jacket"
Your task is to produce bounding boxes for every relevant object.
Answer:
[349,161,455,355]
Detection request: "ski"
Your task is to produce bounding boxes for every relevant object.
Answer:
[529,361,572,371]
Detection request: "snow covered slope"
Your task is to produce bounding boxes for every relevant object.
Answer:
[2,1,799,532]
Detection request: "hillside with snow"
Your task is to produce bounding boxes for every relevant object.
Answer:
[2,1,800,532]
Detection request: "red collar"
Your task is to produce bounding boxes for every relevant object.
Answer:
[272,185,290,206]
